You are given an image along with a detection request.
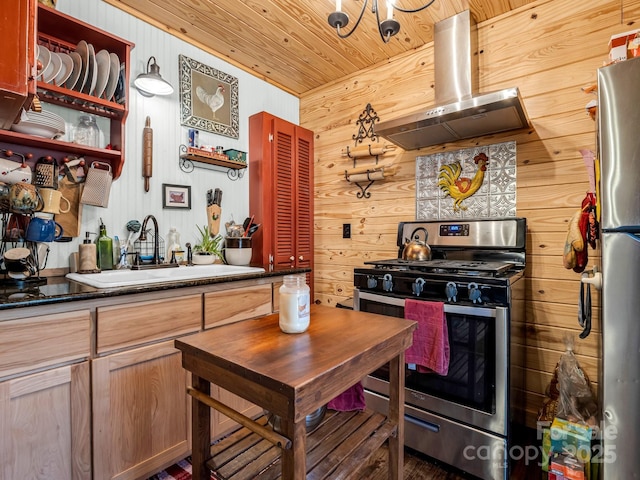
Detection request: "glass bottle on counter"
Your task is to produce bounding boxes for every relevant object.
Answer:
[279,274,310,333]
[96,219,113,270]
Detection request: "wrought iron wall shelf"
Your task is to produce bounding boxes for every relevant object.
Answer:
[179,144,246,180]
[341,104,397,198]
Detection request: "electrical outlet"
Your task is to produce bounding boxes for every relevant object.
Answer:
[342,223,351,239]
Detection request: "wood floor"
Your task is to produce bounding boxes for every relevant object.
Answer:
[361,444,544,479]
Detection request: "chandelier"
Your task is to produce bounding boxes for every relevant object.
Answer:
[328,0,436,43]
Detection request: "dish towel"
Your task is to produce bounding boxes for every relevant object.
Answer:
[404,299,450,376]
[328,382,366,412]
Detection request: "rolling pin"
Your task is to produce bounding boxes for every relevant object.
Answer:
[143,116,152,192]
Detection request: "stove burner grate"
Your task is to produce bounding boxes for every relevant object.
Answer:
[364,258,518,277]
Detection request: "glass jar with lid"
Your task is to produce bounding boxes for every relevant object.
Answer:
[279,274,311,333]
[74,115,101,147]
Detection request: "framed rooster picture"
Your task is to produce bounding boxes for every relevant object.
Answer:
[179,54,239,138]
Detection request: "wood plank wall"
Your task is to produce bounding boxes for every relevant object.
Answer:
[300,0,640,428]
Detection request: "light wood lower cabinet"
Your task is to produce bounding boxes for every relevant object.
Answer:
[204,283,272,328]
[0,277,282,479]
[92,340,190,480]
[0,362,91,479]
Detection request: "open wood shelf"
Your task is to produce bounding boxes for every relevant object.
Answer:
[206,410,396,480]
[180,152,247,170]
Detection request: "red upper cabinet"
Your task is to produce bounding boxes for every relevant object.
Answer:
[249,112,314,291]
[0,2,133,180]
[0,0,37,129]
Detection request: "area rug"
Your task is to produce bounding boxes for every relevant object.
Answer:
[145,457,209,480]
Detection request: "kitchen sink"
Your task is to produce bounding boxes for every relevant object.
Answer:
[66,264,265,289]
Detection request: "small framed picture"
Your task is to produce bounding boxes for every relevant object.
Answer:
[162,184,191,210]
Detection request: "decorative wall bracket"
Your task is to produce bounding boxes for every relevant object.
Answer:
[341,104,397,198]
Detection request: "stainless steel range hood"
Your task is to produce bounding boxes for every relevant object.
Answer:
[376,11,530,150]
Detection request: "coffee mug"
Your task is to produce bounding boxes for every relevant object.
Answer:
[40,187,71,214]
[3,213,30,242]
[3,247,38,279]
[9,182,44,214]
[25,216,63,242]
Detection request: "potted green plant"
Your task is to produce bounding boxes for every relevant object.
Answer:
[192,225,223,264]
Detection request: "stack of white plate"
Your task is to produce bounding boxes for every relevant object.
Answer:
[10,109,66,139]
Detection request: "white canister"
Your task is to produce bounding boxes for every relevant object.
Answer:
[279,275,310,334]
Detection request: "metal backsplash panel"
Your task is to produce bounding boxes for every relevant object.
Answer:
[415,141,516,219]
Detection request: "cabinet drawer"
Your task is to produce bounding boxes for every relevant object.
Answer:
[204,284,272,328]
[97,295,201,354]
[0,310,90,379]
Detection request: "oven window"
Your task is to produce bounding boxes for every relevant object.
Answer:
[371,310,496,414]
[358,298,404,317]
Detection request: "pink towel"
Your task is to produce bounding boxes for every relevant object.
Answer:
[404,299,450,376]
[328,382,366,411]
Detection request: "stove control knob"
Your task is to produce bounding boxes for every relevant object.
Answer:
[412,278,425,296]
[367,276,378,289]
[382,273,393,292]
[468,282,482,304]
[445,282,458,302]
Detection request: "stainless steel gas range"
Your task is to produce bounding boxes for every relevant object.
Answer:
[353,218,526,480]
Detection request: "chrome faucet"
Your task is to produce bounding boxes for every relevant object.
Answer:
[131,215,179,270]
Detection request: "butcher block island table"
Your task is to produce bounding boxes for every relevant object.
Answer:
[175,304,417,480]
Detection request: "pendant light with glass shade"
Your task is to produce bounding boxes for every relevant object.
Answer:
[133,56,174,97]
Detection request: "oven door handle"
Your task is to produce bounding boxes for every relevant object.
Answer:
[357,291,499,317]
[405,414,440,433]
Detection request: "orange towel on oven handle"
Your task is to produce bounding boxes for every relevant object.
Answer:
[404,299,450,376]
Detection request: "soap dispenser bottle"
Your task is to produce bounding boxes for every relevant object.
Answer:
[96,218,114,271]
[79,232,99,273]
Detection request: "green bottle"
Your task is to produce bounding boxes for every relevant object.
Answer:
[96,218,114,271]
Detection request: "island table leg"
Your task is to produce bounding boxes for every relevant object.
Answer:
[388,353,405,480]
[191,374,211,480]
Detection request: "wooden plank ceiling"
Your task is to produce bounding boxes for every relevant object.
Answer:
[103,0,538,96]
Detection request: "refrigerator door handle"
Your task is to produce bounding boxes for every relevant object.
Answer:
[580,267,602,290]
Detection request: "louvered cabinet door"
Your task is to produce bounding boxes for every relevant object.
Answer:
[272,119,297,269]
[294,125,314,292]
[249,111,314,293]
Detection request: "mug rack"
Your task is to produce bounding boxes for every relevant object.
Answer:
[0,212,48,286]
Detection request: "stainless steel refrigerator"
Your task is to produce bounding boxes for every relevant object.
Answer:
[597,56,640,479]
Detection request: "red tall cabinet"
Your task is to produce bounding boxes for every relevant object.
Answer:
[249,112,314,294]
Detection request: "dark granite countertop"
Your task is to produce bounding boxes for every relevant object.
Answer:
[0,267,310,311]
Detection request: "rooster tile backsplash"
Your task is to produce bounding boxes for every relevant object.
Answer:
[415,141,517,220]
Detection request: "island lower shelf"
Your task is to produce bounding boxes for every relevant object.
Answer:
[206,409,397,480]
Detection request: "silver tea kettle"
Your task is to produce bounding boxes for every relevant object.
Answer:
[402,227,431,261]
